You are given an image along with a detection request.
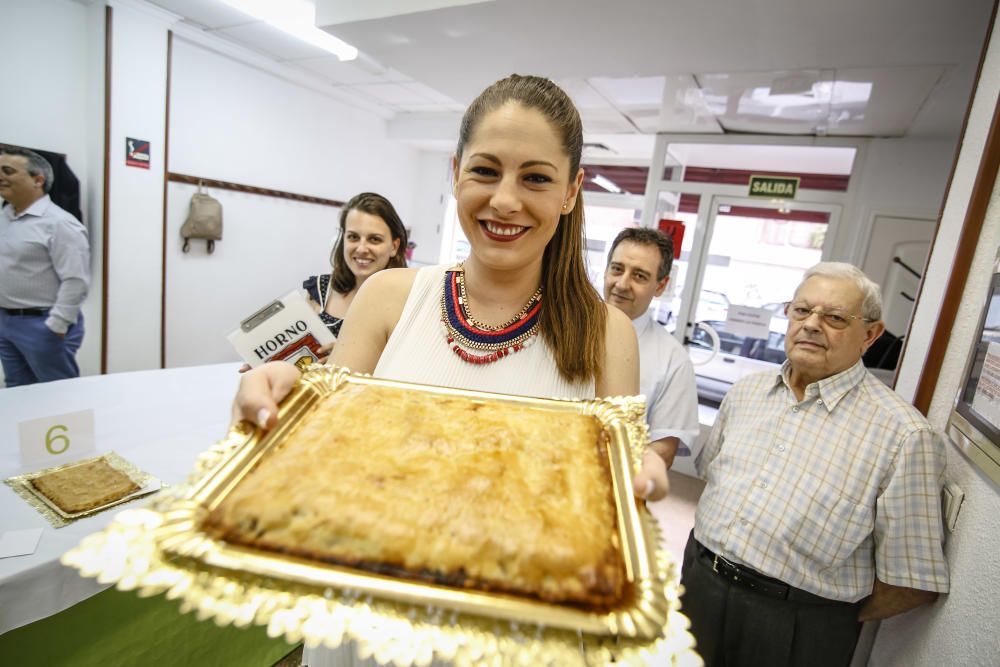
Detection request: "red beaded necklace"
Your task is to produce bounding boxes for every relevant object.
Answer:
[440,266,542,365]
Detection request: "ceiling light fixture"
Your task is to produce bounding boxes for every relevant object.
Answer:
[220,0,358,61]
[591,174,623,193]
[769,73,817,97]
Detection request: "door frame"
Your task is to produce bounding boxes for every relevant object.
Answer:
[638,134,854,348]
[675,194,843,342]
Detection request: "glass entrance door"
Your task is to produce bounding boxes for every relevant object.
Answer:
[649,190,703,333]
[685,196,840,404]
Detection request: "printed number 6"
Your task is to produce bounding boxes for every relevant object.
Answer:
[46,424,70,454]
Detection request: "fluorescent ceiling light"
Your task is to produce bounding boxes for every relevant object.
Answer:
[829,81,873,106]
[769,73,817,97]
[745,81,872,114]
[316,0,497,26]
[591,174,623,193]
[221,0,358,61]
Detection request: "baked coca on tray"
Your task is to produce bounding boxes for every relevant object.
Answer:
[202,383,626,609]
[31,458,141,514]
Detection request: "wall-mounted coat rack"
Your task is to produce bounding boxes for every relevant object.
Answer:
[167,172,344,208]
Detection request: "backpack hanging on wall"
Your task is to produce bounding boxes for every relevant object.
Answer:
[180,182,223,253]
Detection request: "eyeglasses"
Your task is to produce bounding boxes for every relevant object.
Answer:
[782,301,874,330]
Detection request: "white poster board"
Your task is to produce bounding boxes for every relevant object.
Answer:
[724,305,773,340]
[228,290,336,369]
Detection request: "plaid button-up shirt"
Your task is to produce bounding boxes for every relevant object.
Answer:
[694,360,949,602]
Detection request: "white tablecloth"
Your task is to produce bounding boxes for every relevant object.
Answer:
[0,363,242,634]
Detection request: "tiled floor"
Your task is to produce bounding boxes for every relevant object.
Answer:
[647,470,706,561]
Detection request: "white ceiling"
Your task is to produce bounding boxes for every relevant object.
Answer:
[147,0,994,156]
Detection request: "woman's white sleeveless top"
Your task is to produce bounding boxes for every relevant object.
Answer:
[374,264,594,399]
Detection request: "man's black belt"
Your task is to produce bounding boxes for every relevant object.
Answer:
[2,307,49,316]
[695,540,790,599]
[694,539,848,605]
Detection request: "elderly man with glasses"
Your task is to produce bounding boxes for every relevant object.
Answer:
[680,262,949,667]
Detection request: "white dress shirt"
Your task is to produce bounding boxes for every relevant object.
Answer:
[0,195,90,334]
[632,312,701,454]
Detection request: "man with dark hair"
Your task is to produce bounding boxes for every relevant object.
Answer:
[0,147,90,386]
[604,227,699,499]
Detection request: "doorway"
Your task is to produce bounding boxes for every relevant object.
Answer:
[682,196,840,404]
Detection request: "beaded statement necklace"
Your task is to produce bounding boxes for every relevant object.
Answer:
[440,266,542,365]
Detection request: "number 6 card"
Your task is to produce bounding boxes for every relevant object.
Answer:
[18,409,96,468]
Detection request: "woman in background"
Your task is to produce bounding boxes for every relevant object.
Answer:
[240,192,407,372]
[304,191,408,340]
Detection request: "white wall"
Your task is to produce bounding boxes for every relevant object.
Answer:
[0,0,104,379]
[164,183,338,366]
[0,0,90,168]
[847,137,951,337]
[104,0,172,373]
[407,150,452,265]
[164,38,422,367]
[896,109,1000,401]
[840,137,956,265]
[168,40,417,201]
[868,9,1000,666]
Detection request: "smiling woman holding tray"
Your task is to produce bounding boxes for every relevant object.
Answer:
[233,73,673,665]
[235,74,668,502]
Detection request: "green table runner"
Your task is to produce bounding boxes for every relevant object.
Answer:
[0,588,294,666]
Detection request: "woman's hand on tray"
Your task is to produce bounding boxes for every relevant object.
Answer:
[231,361,302,429]
[633,449,669,502]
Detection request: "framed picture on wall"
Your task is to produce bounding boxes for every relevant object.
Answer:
[948,251,1000,486]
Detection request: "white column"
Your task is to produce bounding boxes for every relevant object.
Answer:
[104,0,178,372]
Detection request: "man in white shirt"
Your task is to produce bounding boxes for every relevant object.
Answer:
[604,228,700,500]
[0,147,90,386]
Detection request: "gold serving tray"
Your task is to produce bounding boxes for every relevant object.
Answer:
[5,452,162,528]
[63,366,700,666]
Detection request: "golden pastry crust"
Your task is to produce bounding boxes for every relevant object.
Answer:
[204,384,625,608]
[31,458,140,513]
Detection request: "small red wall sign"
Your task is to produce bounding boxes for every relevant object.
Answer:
[126,138,151,169]
[657,219,685,259]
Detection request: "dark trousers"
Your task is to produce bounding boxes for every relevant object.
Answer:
[0,310,84,387]
[679,533,862,667]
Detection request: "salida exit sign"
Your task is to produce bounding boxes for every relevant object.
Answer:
[748,175,799,198]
